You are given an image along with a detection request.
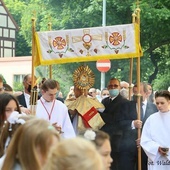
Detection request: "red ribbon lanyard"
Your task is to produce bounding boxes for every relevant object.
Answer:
[40,99,55,120]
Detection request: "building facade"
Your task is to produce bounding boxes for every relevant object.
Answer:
[0,0,19,58]
[0,56,32,87]
[0,0,32,88]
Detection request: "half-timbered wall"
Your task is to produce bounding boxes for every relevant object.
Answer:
[0,0,17,57]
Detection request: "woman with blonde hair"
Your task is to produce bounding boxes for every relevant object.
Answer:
[83,129,113,170]
[2,118,60,170]
[44,137,104,170]
[0,111,34,157]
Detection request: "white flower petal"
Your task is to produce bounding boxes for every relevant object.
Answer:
[84,129,96,140]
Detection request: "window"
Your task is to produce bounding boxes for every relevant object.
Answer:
[13,75,25,83]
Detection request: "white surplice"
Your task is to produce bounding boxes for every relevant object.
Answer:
[141,111,170,170]
[36,97,76,139]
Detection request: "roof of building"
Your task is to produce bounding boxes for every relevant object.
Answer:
[0,0,19,30]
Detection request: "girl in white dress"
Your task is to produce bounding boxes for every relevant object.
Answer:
[1,118,60,170]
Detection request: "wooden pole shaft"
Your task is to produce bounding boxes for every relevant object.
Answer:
[137,56,142,170]
[48,22,52,79]
[136,4,142,170]
[31,18,37,115]
[129,58,133,100]
[31,18,36,88]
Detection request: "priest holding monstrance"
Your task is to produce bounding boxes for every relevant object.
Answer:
[65,65,105,134]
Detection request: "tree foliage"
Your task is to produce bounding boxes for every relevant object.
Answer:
[0,74,6,84]
[3,0,170,93]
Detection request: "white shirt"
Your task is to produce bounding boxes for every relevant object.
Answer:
[142,99,147,117]
[24,92,30,108]
[0,154,5,169]
[36,97,76,139]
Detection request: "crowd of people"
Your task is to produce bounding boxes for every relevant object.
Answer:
[0,74,170,170]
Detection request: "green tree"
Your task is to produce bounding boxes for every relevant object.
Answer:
[0,74,6,84]
[3,0,170,90]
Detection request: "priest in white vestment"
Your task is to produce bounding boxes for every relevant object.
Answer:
[141,90,170,170]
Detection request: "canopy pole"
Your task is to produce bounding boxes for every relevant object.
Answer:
[135,3,142,170]
[48,22,52,79]
[31,17,36,89]
[30,17,37,115]
[129,57,133,100]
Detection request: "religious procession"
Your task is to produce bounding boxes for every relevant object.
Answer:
[0,0,170,170]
